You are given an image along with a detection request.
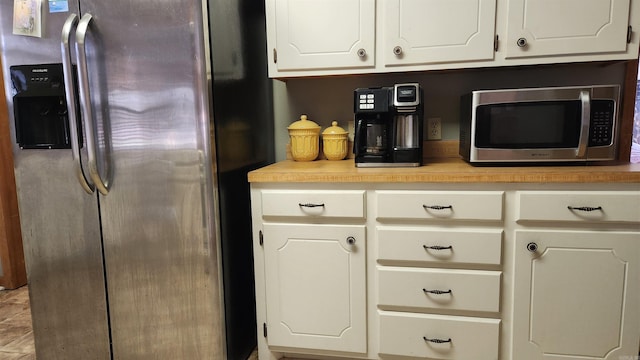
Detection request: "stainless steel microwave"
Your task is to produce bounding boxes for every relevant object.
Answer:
[459,85,620,163]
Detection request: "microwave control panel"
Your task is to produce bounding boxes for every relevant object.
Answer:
[589,100,615,147]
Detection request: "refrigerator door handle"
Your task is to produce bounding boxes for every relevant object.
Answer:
[75,13,110,195]
[61,13,95,194]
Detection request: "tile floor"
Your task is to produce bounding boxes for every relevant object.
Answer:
[0,286,258,360]
[0,285,35,360]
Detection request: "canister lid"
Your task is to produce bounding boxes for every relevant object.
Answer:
[322,121,347,135]
[288,114,320,130]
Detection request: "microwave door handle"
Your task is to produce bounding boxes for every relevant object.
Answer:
[61,14,95,194]
[577,90,591,158]
[76,13,110,195]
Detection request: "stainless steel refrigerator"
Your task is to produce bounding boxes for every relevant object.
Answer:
[0,0,273,359]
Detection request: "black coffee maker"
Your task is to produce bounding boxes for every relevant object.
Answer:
[353,83,423,167]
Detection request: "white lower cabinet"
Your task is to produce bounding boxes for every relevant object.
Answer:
[513,230,640,360]
[251,185,640,360]
[512,190,640,360]
[262,223,367,354]
[375,190,504,360]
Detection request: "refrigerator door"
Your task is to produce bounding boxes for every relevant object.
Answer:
[0,2,111,359]
[76,0,225,358]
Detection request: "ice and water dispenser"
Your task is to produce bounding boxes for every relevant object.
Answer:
[10,63,76,149]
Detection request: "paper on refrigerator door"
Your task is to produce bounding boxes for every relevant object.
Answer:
[13,0,42,37]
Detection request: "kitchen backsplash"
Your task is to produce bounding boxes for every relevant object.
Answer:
[272,62,627,161]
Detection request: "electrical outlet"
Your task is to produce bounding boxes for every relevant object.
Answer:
[427,117,441,140]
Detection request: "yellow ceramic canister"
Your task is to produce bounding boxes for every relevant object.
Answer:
[288,114,321,161]
[322,121,348,161]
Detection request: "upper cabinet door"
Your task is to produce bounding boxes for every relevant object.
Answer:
[505,0,631,58]
[383,0,497,66]
[271,0,375,71]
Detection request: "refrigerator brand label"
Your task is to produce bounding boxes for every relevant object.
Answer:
[48,0,68,13]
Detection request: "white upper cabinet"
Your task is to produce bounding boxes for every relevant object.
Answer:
[383,0,497,66]
[505,0,632,58]
[268,0,375,72]
[265,0,640,77]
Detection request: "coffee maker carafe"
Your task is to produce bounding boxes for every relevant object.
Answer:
[353,83,423,167]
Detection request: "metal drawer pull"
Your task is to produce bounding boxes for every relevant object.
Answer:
[423,245,453,250]
[423,205,453,210]
[567,206,602,212]
[299,203,325,208]
[423,289,452,295]
[424,337,452,344]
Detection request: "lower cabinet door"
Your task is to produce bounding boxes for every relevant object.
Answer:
[513,230,640,360]
[262,223,367,354]
[379,311,501,359]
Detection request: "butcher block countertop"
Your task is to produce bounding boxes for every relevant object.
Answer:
[248,158,640,183]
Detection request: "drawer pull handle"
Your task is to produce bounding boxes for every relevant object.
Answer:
[423,289,452,295]
[423,205,453,210]
[567,206,602,212]
[346,236,356,245]
[423,245,453,251]
[423,337,452,344]
[299,203,325,208]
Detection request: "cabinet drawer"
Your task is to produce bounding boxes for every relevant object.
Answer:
[379,312,500,359]
[376,191,503,221]
[261,190,365,219]
[377,227,502,266]
[378,267,501,313]
[517,191,640,224]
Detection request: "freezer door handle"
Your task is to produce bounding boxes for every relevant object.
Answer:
[75,13,110,195]
[61,13,95,194]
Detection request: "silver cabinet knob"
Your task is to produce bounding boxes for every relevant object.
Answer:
[527,242,538,252]
[517,37,527,47]
[347,236,356,245]
[393,46,403,55]
[357,48,367,58]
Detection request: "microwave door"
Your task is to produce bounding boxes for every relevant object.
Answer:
[472,93,590,162]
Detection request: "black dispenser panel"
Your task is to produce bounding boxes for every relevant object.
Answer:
[10,63,74,149]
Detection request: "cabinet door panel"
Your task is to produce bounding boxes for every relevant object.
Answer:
[273,0,375,71]
[383,0,496,66]
[263,223,366,354]
[506,0,631,58]
[513,230,640,359]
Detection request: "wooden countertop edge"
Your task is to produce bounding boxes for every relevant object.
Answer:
[248,159,640,183]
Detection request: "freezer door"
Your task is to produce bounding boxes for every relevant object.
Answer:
[76,0,225,358]
[0,2,111,359]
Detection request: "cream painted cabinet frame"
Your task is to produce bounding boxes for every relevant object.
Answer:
[250,182,640,360]
[505,0,632,59]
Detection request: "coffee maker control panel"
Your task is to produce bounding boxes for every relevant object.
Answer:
[394,84,420,107]
[355,88,390,112]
